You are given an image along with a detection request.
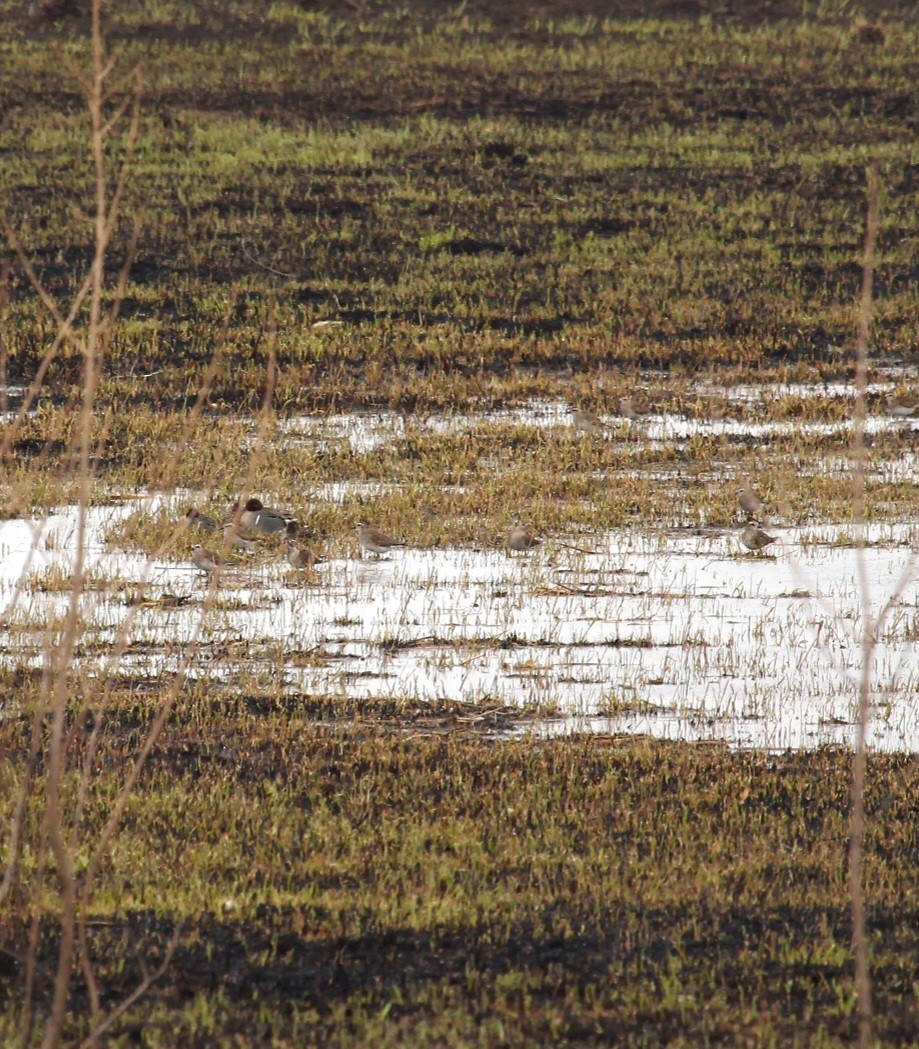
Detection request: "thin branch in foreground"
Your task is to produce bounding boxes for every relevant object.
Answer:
[848,166,880,1049]
[77,925,182,1049]
[241,238,297,278]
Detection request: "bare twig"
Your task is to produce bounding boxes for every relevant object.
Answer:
[241,239,296,278]
[5,5,238,1046]
[849,167,880,1049]
[68,290,236,1044]
[0,712,44,908]
[0,216,96,457]
[76,925,182,1049]
[21,827,50,1047]
[36,2,129,1043]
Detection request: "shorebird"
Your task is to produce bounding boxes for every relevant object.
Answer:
[886,393,919,418]
[185,508,218,533]
[223,522,261,551]
[507,526,541,554]
[741,524,777,553]
[738,486,765,519]
[568,407,605,434]
[357,522,406,557]
[286,539,324,570]
[618,397,638,421]
[191,544,223,574]
[232,497,295,534]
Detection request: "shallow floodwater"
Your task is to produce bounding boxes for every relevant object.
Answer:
[2,392,918,752]
[2,501,918,752]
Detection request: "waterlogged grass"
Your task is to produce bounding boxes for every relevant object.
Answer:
[4,403,919,557]
[2,0,919,1043]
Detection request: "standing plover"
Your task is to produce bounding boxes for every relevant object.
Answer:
[568,407,605,434]
[507,526,541,553]
[886,393,919,418]
[618,397,638,421]
[741,524,777,553]
[357,522,406,557]
[191,544,223,574]
[223,523,261,551]
[738,487,765,519]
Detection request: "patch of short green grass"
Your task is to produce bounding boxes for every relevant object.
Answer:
[2,686,918,1044]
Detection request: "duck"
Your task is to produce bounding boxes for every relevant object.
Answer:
[232,497,295,534]
[185,508,218,533]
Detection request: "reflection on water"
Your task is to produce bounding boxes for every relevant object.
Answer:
[1,483,917,752]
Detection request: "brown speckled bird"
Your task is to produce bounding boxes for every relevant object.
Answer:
[568,407,605,434]
[357,522,406,557]
[507,526,541,554]
[886,393,919,418]
[191,544,223,574]
[741,525,777,553]
[738,487,765,519]
[286,540,324,570]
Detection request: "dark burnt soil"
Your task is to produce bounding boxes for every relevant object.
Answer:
[4,730,919,1045]
[9,902,919,1046]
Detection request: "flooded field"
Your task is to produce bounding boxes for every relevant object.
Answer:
[5,395,917,752]
[4,4,919,1041]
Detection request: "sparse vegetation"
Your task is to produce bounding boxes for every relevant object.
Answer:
[1,0,918,1044]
